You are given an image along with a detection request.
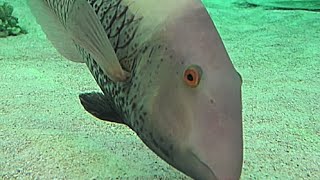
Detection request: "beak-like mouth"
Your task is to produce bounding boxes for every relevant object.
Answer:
[187,110,243,180]
[190,151,218,180]
[190,150,242,180]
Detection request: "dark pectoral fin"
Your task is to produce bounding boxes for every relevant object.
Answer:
[79,92,124,124]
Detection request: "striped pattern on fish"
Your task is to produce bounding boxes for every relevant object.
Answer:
[87,0,143,71]
[75,1,176,159]
[76,0,145,127]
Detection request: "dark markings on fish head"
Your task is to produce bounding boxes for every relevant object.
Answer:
[134,2,243,180]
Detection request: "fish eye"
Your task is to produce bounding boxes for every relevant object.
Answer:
[183,65,202,88]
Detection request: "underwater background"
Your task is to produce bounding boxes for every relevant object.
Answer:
[0,0,319,179]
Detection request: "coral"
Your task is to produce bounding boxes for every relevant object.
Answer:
[0,2,27,38]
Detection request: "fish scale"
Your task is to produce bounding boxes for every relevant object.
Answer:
[81,0,145,121]
[83,0,168,133]
[88,0,142,71]
[76,28,176,160]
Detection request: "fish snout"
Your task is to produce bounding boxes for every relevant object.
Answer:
[188,112,243,180]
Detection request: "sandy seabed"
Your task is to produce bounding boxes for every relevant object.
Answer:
[0,0,319,179]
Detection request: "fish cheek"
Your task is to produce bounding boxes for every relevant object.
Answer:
[151,83,192,148]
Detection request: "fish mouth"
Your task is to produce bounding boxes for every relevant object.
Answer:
[190,151,218,180]
[189,149,242,180]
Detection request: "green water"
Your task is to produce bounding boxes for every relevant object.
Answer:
[0,0,319,179]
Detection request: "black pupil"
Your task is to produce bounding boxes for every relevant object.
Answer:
[187,74,194,81]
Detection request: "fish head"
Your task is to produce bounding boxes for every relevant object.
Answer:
[147,2,243,180]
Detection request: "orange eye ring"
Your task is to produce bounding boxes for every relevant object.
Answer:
[183,65,202,88]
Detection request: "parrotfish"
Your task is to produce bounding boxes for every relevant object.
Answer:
[27,0,243,179]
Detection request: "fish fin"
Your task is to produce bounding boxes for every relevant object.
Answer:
[67,0,129,82]
[79,92,125,124]
[28,0,129,82]
[27,0,83,62]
